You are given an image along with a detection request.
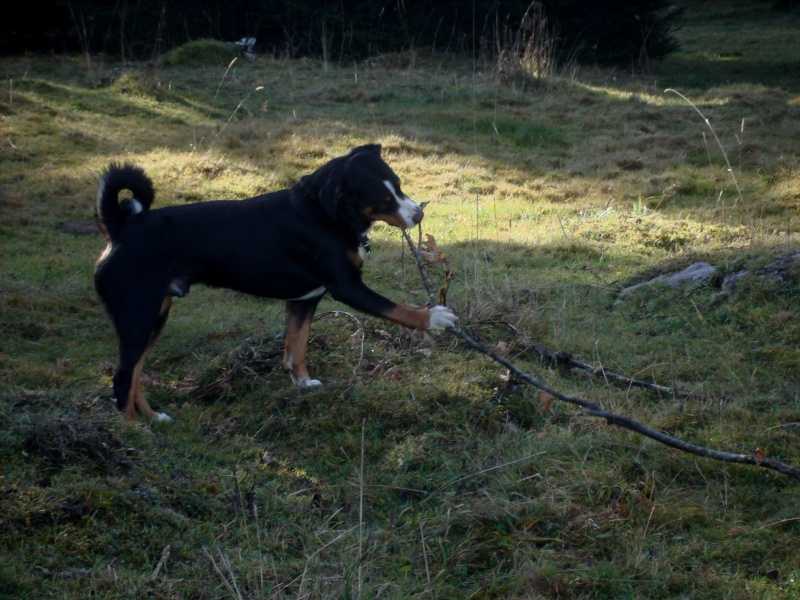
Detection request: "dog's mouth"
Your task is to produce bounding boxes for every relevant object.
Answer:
[379,180,424,229]
[372,201,423,229]
[398,198,424,228]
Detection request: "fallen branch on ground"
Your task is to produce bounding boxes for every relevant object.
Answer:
[401,229,800,482]
[482,318,709,400]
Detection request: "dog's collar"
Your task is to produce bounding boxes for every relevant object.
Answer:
[358,233,371,259]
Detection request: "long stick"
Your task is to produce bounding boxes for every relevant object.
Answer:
[485,318,708,400]
[401,229,800,482]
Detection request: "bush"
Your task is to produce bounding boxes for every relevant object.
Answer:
[0,0,684,67]
[159,39,239,67]
[538,0,685,66]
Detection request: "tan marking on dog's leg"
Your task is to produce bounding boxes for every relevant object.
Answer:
[284,299,321,386]
[383,304,431,331]
[123,383,138,421]
[129,355,155,419]
[284,311,313,382]
[131,296,173,421]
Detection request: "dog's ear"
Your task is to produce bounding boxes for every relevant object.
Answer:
[314,145,381,221]
[348,144,382,157]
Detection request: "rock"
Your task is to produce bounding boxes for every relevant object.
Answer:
[721,253,799,293]
[660,262,716,286]
[722,270,748,292]
[757,253,800,284]
[620,262,715,296]
[617,253,799,304]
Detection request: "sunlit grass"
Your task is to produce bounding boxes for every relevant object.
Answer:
[1,1,799,597]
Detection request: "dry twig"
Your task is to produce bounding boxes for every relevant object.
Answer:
[402,229,800,482]
[483,318,708,400]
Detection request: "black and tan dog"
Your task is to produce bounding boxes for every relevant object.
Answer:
[94,144,458,421]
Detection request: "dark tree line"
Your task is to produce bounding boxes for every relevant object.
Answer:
[2,1,687,66]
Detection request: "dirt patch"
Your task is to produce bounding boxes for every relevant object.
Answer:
[58,219,99,235]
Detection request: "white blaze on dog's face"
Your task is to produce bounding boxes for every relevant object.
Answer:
[375,179,423,229]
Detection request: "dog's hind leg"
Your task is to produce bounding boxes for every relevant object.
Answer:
[113,295,172,421]
[131,296,173,421]
[284,296,323,387]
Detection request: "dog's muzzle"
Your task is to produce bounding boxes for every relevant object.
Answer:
[399,197,424,229]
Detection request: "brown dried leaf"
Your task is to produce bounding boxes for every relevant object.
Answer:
[383,366,405,382]
[409,329,436,346]
[176,377,198,392]
[100,362,115,377]
[350,329,364,349]
[343,375,363,386]
[438,269,456,305]
[422,234,438,253]
[140,374,165,388]
[491,341,510,356]
[538,390,556,415]
[375,329,394,342]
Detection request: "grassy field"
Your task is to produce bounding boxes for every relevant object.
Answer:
[1,1,799,598]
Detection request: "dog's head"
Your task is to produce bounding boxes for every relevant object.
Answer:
[307,144,423,233]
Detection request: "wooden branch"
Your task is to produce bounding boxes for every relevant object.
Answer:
[483,318,708,400]
[401,229,800,482]
[531,345,708,400]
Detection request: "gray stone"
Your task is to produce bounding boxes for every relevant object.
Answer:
[621,262,715,296]
[721,270,748,292]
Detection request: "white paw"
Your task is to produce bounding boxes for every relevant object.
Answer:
[429,305,458,329]
[292,376,323,388]
[153,412,173,423]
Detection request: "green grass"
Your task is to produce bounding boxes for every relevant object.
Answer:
[1,1,800,597]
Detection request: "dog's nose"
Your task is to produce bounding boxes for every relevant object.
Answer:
[397,197,424,229]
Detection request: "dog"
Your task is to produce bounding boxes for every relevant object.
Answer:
[94,144,458,421]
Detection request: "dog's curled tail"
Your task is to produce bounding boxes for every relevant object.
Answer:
[96,163,154,240]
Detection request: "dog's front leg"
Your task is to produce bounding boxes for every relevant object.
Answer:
[384,303,458,331]
[284,296,324,387]
[328,281,458,332]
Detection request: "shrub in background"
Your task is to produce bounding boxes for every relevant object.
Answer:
[1,0,684,68]
[538,0,685,66]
